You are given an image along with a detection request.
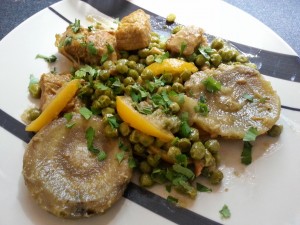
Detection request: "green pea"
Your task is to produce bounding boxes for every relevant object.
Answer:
[102,60,114,70]
[211,38,224,50]
[236,54,249,63]
[141,69,154,81]
[116,63,129,74]
[119,51,129,59]
[27,107,41,121]
[177,138,191,152]
[104,124,118,138]
[128,69,139,80]
[166,13,176,23]
[204,139,220,153]
[204,150,215,167]
[172,82,184,93]
[189,128,200,142]
[139,173,154,187]
[180,70,192,82]
[28,83,41,98]
[128,55,139,63]
[139,58,146,65]
[129,129,141,144]
[139,161,152,173]
[138,48,150,58]
[139,133,155,147]
[101,107,115,116]
[133,143,146,156]
[169,102,180,113]
[118,122,131,137]
[79,84,93,96]
[98,69,110,81]
[154,139,165,148]
[146,55,155,65]
[210,53,222,67]
[161,73,173,84]
[123,77,135,86]
[167,146,181,161]
[147,154,161,167]
[209,169,223,185]
[98,95,111,108]
[195,54,206,67]
[151,35,160,43]
[135,63,145,74]
[172,25,183,34]
[190,141,206,160]
[267,124,283,137]
[219,48,235,62]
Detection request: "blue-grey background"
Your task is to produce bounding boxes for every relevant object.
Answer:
[0,0,299,56]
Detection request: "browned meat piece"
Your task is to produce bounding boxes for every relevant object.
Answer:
[116,9,151,50]
[56,27,117,65]
[166,26,206,56]
[183,64,281,139]
[23,114,133,218]
[39,73,83,112]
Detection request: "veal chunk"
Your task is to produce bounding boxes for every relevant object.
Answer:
[166,26,206,56]
[39,73,83,112]
[116,9,151,50]
[56,27,117,65]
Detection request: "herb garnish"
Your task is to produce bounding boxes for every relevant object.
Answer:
[155,51,170,63]
[202,77,222,93]
[196,182,212,192]
[243,127,258,142]
[116,151,125,163]
[35,54,57,63]
[198,46,214,60]
[79,107,93,120]
[194,95,209,116]
[107,115,119,129]
[243,93,254,102]
[219,204,231,219]
[85,127,107,161]
[100,43,115,64]
[71,19,80,33]
[241,127,258,165]
[87,42,98,55]
[64,113,76,128]
[179,112,191,138]
[180,42,187,56]
[167,195,178,204]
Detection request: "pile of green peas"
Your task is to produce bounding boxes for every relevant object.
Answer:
[27,30,254,195]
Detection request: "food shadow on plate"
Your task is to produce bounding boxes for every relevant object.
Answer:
[17,172,127,225]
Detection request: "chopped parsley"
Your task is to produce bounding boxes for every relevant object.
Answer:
[179,112,191,138]
[194,95,209,116]
[202,77,222,93]
[155,51,169,63]
[100,43,115,64]
[198,46,214,60]
[107,115,119,129]
[79,107,93,120]
[85,127,106,161]
[87,42,98,55]
[167,195,178,204]
[128,157,137,168]
[180,41,187,56]
[63,36,72,46]
[243,93,254,102]
[219,204,231,219]
[175,154,188,167]
[196,182,212,192]
[116,151,125,163]
[71,19,80,33]
[35,54,57,63]
[172,164,195,180]
[243,127,258,142]
[241,141,253,165]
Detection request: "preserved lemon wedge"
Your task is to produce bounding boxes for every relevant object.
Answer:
[145,58,198,76]
[116,96,174,142]
[26,79,80,132]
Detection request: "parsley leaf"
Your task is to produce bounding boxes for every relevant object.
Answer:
[243,93,254,102]
[196,182,212,192]
[106,43,115,54]
[35,54,57,63]
[202,76,222,93]
[79,107,93,120]
[167,195,178,204]
[194,95,209,116]
[243,127,258,142]
[198,46,214,60]
[175,154,188,167]
[180,42,187,56]
[85,127,100,154]
[107,115,119,129]
[64,112,73,122]
[71,19,80,33]
[87,42,98,55]
[128,157,137,168]
[241,141,252,165]
[219,204,231,219]
[65,121,76,128]
[97,150,107,161]
[172,164,195,180]
[63,36,72,46]
[179,112,191,138]
[116,151,125,163]
[100,54,108,64]
[155,51,169,63]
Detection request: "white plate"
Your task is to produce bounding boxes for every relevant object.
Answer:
[0,0,300,225]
